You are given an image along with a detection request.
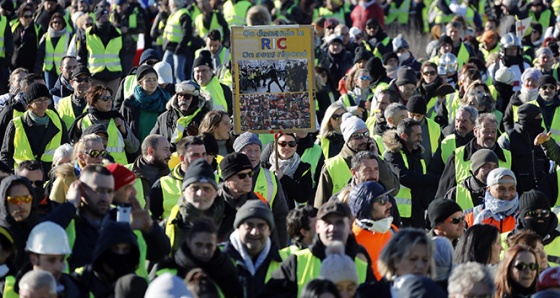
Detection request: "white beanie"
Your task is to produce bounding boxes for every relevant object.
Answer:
[154,61,173,84]
[341,113,368,143]
[495,67,515,85]
[320,241,358,284]
[144,273,192,298]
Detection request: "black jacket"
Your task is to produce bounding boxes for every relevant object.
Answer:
[11,22,39,71]
[444,175,487,208]
[49,75,74,102]
[502,91,524,133]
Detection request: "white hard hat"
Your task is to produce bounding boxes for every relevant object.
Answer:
[26,221,71,255]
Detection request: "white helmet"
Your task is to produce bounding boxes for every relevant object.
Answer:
[438,53,458,75]
[500,33,523,56]
[26,221,71,255]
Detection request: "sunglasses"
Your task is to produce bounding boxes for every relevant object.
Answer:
[446,215,465,224]
[359,75,372,81]
[51,20,63,25]
[513,262,538,271]
[423,70,437,76]
[278,141,297,148]
[23,15,32,19]
[541,85,555,90]
[525,210,550,218]
[86,149,109,158]
[236,171,254,179]
[99,96,114,102]
[74,77,91,83]
[331,113,344,120]
[177,93,193,99]
[352,131,369,140]
[7,195,33,205]
[374,194,389,205]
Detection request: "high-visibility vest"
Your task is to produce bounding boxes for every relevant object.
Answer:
[425,118,441,156]
[301,144,322,183]
[201,77,228,112]
[394,151,426,218]
[312,4,350,24]
[81,116,128,165]
[165,204,181,250]
[352,221,396,281]
[365,116,376,137]
[254,168,278,206]
[454,146,511,185]
[318,136,331,159]
[440,134,457,163]
[544,235,560,267]
[194,12,222,39]
[122,75,136,101]
[85,27,122,73]
[325,154,351,195]
[465,205,516,233]
[195,46,230,70]
[279,244,302,258]
[530,9,553,30]
[385,0,411,25]
[455,183,474,210]
[2,275,17,298]
[274,0,297,22]
[294,248,368,297]
[373,134,385,156]
[0,16,7,58]
[479,43,500,61]
[456,42,471,64]
[12,110,63,165]
[43,32,71,74]
[171,107,204,143]
[370,37,391,60]
[553,0,560,17]
[432,0,455,24]
[155,18,166,46]
[163,8,190,44]
[160,165,183,220]
[223,0,251,26]
[57,95,86,129]
[525,100,560,144]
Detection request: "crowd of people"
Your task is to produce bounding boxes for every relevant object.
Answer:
[0,0,559,297]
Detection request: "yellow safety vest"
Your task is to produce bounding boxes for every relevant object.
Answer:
[457,42,471,64]
[385,0,411,25]
[160,165,183,220]
[163,8,190,44]
[394,151,426,218]
[85,27,122,73]
[43,32,71,74]
[318,136,332,159]
[372,37,391,60]
[155,18,166,46]
[294,248,368,297]
[324,155,351,195]
[2,275,17,298]
[312,4,350,24]
[12,110,63,165]
[222,0,251,26]
[525,100,560,144]
[373,134,386,156]
[81,116,128,165]
[57,95,86,129]
[301,144,322,184]
[123,75,136,101]
[254,168,278,206]
[171,107,204,143]
[194,12,222,39]
[455,183,474,210]
[530,9,553,30]
[201,77,228,112]
[10,22,40,46]
[195,46,230,69]
[0,16,7,58]
[454,146,511,185]
[426,118,441,156]
[123,164,147,208]
[479,43,500,61]
[440,134,457,163]
[553,0,560,16]
[544,236,560,267]
[433,0,455,24]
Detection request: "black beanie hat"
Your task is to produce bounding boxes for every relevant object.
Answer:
[438,35,453,48]
[220,152,252,181]
[24,83,51,105]
[396,67,418,86]
[136,65,157,81]
[94,6,109,21]
[427,198,462,228]
[382,52,398,65]
[517,103,542,121]
[182,159,218,191]
[406,95,427,115]
[366,57,384,80]
[234,200,275,230]
[354,46,372,64]
[193,50,213,70]
[469,148,499,173]
[519,190,551,218]
[538,74,557,89]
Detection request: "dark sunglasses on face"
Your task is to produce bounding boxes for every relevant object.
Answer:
[374,194,389,205]
[51,20,63,25]
[278,141,297,148]
[7,195,33,205]
[352,131,369,140]
[99,96,114,102]
[446,215,465,224]
[541,85,555,91]
[23,14,32,19]
[423,70,437,76]
[331,113,344,120]
[86,149,109,158]
[236,171,254,179]
[513,262,538,271]
[177,93,193,99]
[524,210,550,218]
[74,77,91,83]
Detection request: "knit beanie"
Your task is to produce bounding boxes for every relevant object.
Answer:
[144,273,192,298]
[517,103,542,121]
[486,167,517,186]
[392,34,409,52]
[234,200,275,230]
[139,48,161,65]
[536,47,554,58]
[406,96,427,115]
[136,65,157,82]
[469,149,499,173]
[522,68,543,83]
[354,46,372,64]
[495,67,515,85]
[233,132,262,152]
[538,74,557,89]
[153,62,173,84]
[348,181,391,220]
[181,159,218,191]
[438,35,453,48]
[432,236,454,282]
[320,241,358,284]
[396,67,418,86]
[106,163,136,192]
[519,190,551,218]
[382,52,398,66]
[220,152,252,181]
[427,198,462,228]
[24,83,51,105]
[193,50,213,69]
[94,6,109,20]
[340,113,368,143]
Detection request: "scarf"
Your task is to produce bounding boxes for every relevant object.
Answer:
[355,216,393,233]
[27,111,50,126]
[474,191,519,224]
[177,198,224,229]
[47,27,67,38]
[130,86,170,113]
[269,151,301,179]
[229,229,271,276]
[87,107,121,120]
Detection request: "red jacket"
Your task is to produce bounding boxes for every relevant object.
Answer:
[351,2,385,31]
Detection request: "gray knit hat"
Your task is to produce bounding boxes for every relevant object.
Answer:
[486,167,517,186]
[233,132,262,152]
[470,149,499,173]
[234,200,274,230]
[320,241,358,284]
[340,113,368,143]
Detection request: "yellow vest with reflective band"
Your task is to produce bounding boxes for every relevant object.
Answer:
[454,146,511,185]
[373,134,386,156]
[57,95,86,129]
[294,248,368,297]
[440,134,457,163]
[43,32,71,74]
[85,27,122,73]
[425,97,439,120]
[254,168,278,206]
[385,0,411,25]
[223,0,251,26]
[12,110,63,165]
[2,275,17,298]
[217,65,232,87]
[160,165,183,220]
[201,77,228,112]
[0,16,7,58]
[163,8,190,43]
[544,236,560,267]
[194,12,221,39]
[464,6,475,28]
[524,100,560,144]
[433,0,455,24]
[172,107,203,143]
[81,116,128,165]
[123,164,147,208]
[372,37,391,60]
[426,118,441,156]
[553,0,560,16]
[156,18,166,46]
[324,154,351,195]
[530,9,553,30]
[312,4,350,24]
[455,183,474,210]
[394,151,426,218]
[318,136,332,159]
[301,144,322,185]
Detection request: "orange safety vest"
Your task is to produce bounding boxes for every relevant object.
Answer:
[352,220,397,281]
[465,206,517,233]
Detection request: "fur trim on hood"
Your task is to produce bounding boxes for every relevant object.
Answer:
[382,129,402,153]
[165,91,213,112]
[53,163,77,181]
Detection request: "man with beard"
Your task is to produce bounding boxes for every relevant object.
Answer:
[434,106,477,172]
[436,113,511,198]
[383,118,439,227]
[362,19,391,59]
[498,103,549,194]
[488,33,531,92]
[526,75,560,144]
[314,114,399,208]
[427,198,465,246]
[56,64,91,129]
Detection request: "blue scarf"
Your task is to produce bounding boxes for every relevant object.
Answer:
[130,85,170,113]
[474,191,519,224]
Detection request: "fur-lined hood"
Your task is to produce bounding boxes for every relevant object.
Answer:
[382,129,425,154]
[53,163,77,181]
[165,91,212,113]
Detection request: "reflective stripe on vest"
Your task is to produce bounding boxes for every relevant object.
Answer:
[172,107,203,143]
[394,151,426,218]
[544,234,560,267]
[13,110,63,165]
[440,134,456,163]
[165,204,180,250]
[82,116,128,164]
[223,0,251,26]
[43,32,71,74]
[325,155,351,195]
[254,168,278,206]
[455,183,474,210]
[194,12,222,39]
[57,95,86,129]
[163,8,190,43]
[85,27,122,73]
[301,145,322,184]
[160,170,183,220]
[0,17,7,58]
[426,118,440,156]
[454,146,511,185]
[385,0,411,25]
[201,77,228,112]
[294,249,367,297]
[372,37,391,60]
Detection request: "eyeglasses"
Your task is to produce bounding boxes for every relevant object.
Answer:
[86,149,109,158]
[51,20,63,25]
[236,171,254,179]
[359,75,372,81]
[352,131,369,140]
[423,70,437,76]
[278,141,297,148]
[446,215,465,224]
[366,26,378,30]
[32,97,51,105]
[23,14,32,19]
[331,113,344,120]
[524,209,551,218]
[374,194,389,205]
[99,96,114,102]
[541,85,555,90]
[73,77,91,83]
[513,262,538,271]
[7,195,33,205]
[177,93,193,99]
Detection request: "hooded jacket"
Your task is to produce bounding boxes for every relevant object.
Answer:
[0,176,39,269]
[503,90,526,133]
